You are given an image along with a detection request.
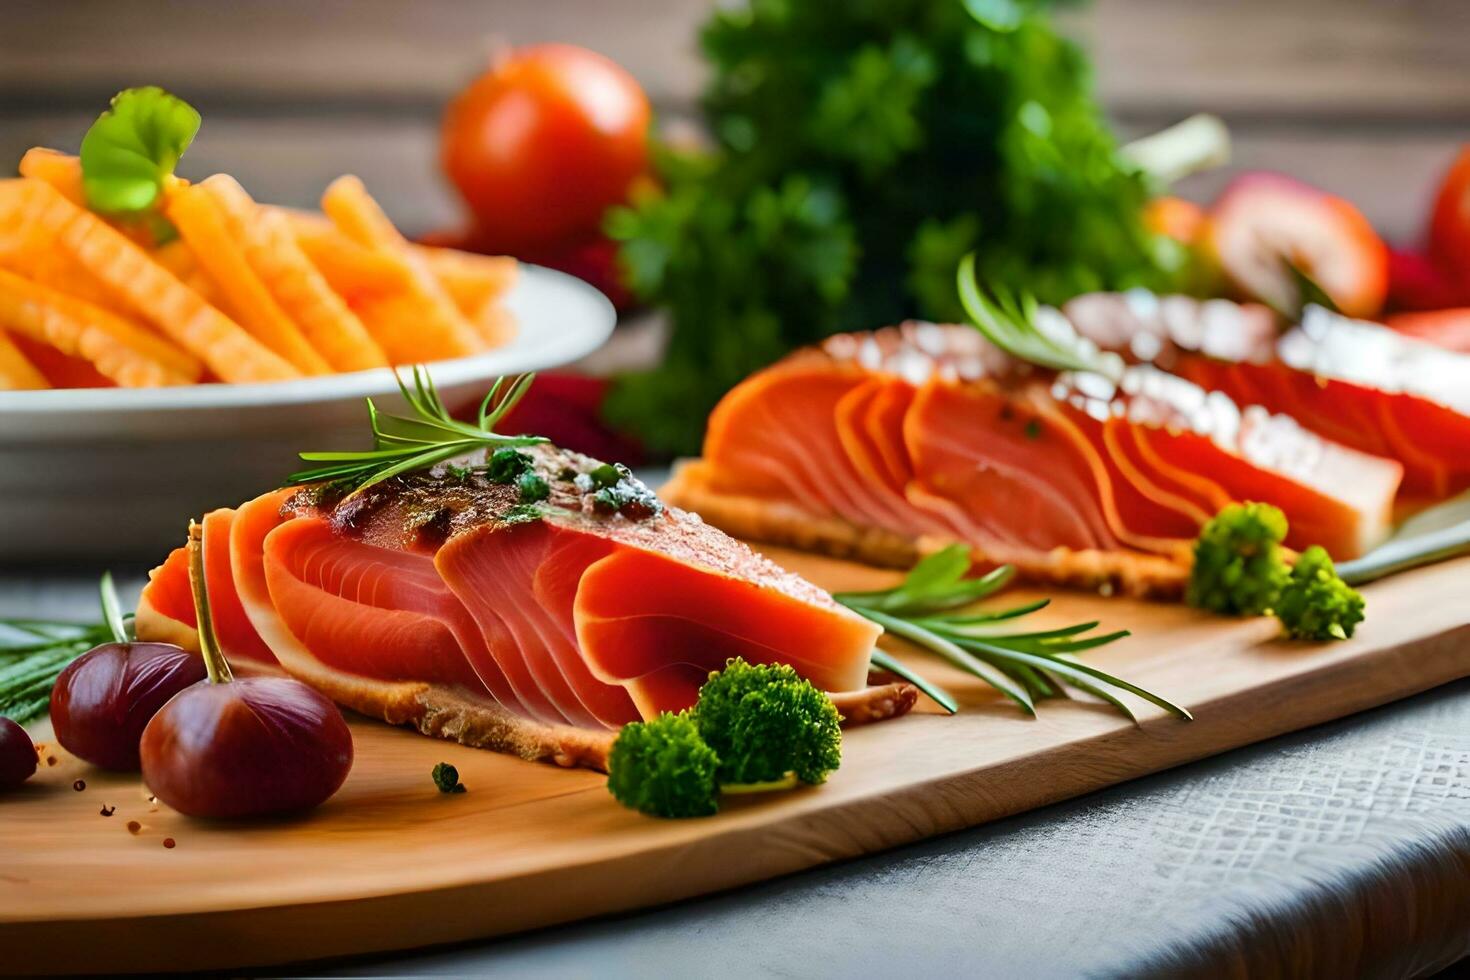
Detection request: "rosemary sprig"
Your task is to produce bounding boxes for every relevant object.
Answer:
[288,367,547,494]
[956,253,1124,381]
[0,573,129,724]
[837,546,1192,723]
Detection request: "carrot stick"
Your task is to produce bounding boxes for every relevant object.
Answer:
[202,175,388,372]
[0,327,49,390]
[277,205,516,327]
[0,267,203,386]
[167,183,331,375]
[320,176,481,362]
[18,148,85,206]
[468,297,518,348]
[419,246,518,314]
[280,214,409,302]
[0,178,299,383]
[150,238,233,313]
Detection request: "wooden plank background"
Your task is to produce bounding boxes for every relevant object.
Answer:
[2,0,1466,240]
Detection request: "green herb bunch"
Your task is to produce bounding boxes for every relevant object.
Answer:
[1187,504,1366,640]
[0,574,129,723]
[607,0,1194,454]
[606,658,842,818]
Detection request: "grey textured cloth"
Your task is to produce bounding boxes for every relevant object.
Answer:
[312,680,1470,979]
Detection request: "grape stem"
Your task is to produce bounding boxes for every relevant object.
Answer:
[187,521,234,686]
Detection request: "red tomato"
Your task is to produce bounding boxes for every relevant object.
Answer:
[1428,146,1470,294]
[441,44,652,255]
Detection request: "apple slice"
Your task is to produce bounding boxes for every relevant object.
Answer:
[1205,173,1389,318]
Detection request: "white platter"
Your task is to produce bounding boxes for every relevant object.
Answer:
[0,264,615,562]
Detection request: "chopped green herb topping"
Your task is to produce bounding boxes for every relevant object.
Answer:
[517,470,550,503]
[487,447,534,484]
[1276,546,1365,641]
[431,762,466,794]
[500,503,543,526]
[588,463,626,489]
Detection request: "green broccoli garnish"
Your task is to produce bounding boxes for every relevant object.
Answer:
[606,712,720,819]
[1187,502,1290,616]
[1276,546,1365,641]
[606,659,843,818]
[695,658,842,786]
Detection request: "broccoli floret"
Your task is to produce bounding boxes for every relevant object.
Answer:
[1187,502,1290,616]
[606,712,719,818]
[1276,546,1365,641]
[695,658,842,786]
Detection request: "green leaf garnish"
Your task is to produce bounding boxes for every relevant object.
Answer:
[836,545,1192,723]
[288,367,546,495]
[80,87,200,218]
[956,253,1124,380]
[1,575,128,723]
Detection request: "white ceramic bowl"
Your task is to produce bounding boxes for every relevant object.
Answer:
[0,265,615,562]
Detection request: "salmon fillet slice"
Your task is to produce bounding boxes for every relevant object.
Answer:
[137,449,894,768]
[668,323,1403,596]
[1061,293,1470,502]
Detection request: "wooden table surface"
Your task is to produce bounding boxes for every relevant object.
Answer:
[2,559,1467,978]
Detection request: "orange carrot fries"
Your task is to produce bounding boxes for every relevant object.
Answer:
[0,88,517,390]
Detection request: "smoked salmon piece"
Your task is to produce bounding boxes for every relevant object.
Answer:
[1061,293,1470,503]
[667,323,1402,596]
[136,449,888,768]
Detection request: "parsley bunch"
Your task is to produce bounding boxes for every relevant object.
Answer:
[608,0,1194,454]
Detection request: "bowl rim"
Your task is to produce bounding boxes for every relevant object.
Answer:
[0,264,614,416]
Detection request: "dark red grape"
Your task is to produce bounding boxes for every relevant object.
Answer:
[50,642,207,771]
[0,717,37,791]
[140,676,353,819]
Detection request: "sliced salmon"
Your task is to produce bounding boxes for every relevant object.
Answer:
[680,323,1403,596]
[1062,292,1470,502]
[136,507,277,666]
[136,449,883,765]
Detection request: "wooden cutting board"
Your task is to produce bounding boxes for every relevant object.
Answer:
[3,547,1468,976]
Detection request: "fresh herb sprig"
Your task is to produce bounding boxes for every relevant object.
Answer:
[289,367,545,495]
[80,86,201,243]
[0,574,129,723]
[957,253,1124,381]
[836,546,1191,723]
